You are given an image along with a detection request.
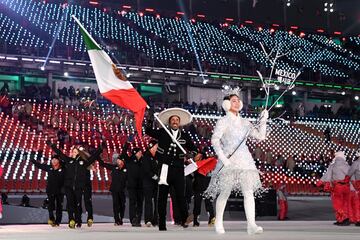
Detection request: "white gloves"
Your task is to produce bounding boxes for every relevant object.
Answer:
[259,109,269,122]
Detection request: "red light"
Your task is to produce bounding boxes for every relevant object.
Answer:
[290,26,299,30]
[300,32,306,37]
[145,8,154,12]
[258,26,263,31]
[289,30,293,35]
[139,12,144,17]
[272,23,280,27]
[122,5,131,9]
[334,31,342,35]
[176,12,185,15]
[156,14,160,19]
[225,18,234,22]
[197,14,205,18]
[245,20,253,24]
[270,28,275,33]
[317,29,325,33]
[89,1,99,5]
[191,18,196,23]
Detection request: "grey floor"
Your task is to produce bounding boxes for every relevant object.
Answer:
[1,221,359,240]
[2,194,335,222]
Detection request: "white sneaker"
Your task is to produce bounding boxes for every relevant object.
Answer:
[215,221,225,234]
[247,225,263,235]
[146,222,152,227]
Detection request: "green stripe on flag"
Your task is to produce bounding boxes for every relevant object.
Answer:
[79,27,101,51]
[73,15,101,51]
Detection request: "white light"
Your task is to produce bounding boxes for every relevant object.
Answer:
[147,79,152,83]
[286,2,291,7]
[126,73,131,78]
[292,91,297,95]
[203,79,209,84]
[341,91,345,96]
[64,72,69,77]
[6,57,18,61]
[330,9,334,12]
[274,85,280,90]
[355,96,359,101]
[22,58,33,62]
[40,66,45,71]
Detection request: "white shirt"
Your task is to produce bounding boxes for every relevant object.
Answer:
[171,129,179,138]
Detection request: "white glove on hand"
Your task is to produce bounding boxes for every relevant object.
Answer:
[259,109,269,122]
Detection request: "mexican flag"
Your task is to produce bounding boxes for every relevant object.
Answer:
[73,16,147,137]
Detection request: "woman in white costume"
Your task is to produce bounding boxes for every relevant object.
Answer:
[206,93,268,235]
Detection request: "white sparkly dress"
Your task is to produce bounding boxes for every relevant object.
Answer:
[206,111,267,199]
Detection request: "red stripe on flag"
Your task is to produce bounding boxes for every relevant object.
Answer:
[102,88,147,137]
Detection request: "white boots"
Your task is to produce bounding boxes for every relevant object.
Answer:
[215,190,263,235]
[247,224,263,235]
[244,190,263,235]
[215,189,231,234]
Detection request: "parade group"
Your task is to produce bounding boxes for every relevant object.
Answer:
[1,92,360,235]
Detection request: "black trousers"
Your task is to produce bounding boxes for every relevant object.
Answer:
[47,193,64,224]
[192,174,214,218]
[72,186,93,223]
[64,187,77,222]
[111,190,126,222]
[144,184,158,224]
[169,187,182,224]
[127,187,143,223]
[158,166,188,227]
[193,192,214,218]
[83,185,93,220]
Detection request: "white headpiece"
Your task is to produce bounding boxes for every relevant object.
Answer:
[221,86,243,112]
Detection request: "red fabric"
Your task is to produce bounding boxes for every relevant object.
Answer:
[352,180,360,191]
[278,199,288,220]
[331,182,350,222]
[102,88,147,137]
[0,95,9,108]
[349,191,360,223]
[324,182,332,192]
[196,157,217,176]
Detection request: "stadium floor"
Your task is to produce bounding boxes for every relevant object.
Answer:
[1,221,359,240]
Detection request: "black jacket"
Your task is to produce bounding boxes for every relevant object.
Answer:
[125,155,143,189]
[141,150,159,188]
[50,145,101,189]
[98,159,127,192]
[31,160,64,194]
[145,127,198,168]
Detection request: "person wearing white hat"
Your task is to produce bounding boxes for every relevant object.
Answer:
[317,151,350,226]
[206,92,268,235]
[145,107,201,231]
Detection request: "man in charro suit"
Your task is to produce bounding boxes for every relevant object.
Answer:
[145,108,201,231]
